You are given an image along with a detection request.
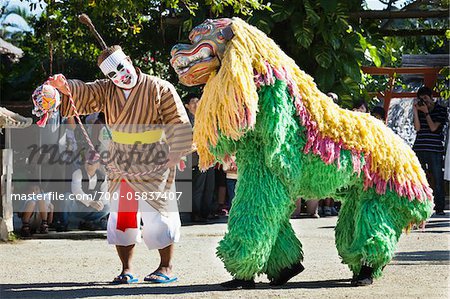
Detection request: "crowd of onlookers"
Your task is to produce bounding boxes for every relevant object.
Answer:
[349,87,448,216]
[13,112,111,236]
[13,86,449,236]
[183,94,237,222]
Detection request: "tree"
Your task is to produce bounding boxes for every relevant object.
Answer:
[0,3,34,41]
[247,0,372,107]
[359,0,449,100]
[2,0,447,105]
[1,0,268,103]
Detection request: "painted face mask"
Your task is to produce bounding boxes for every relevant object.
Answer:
[170,18,234,86]
[99,50,138,89]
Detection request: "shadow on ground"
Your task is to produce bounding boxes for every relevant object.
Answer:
[181,217,229,227]
[23,231,107,240]
[422,219,450,229]
[0,279,353,299]
[393,250,450,265]
[14,217,230,241]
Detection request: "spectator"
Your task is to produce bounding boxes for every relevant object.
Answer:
[445,112,450,182]
[19,184,54,237]
[184,94,215,222]
[215,164,228,217]
[291,198,302,219]
[92,112,111,172]
[319,198,338,217]
[353,100,369,113]
[85,111,100,125]
[412,86,448,215]
[65,117,78,153]
[371,106,386,121]
[223,156,237,212]
[306,199,320,218]
[92,112,111,154]
[55,155,109,231]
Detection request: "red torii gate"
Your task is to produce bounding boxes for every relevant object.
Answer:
[361,66,442,114]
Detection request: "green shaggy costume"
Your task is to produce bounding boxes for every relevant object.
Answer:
[170,18,433,286]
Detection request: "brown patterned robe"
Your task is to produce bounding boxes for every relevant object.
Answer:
[60,69,192,212]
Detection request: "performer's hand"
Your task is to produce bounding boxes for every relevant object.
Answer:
[48,74,70,95]
[89,200,104,211]
[165,152,183,169]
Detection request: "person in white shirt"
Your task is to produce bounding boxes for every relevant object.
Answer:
[56,155,109,231]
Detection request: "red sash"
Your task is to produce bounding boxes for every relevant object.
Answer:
[116,179,139,232]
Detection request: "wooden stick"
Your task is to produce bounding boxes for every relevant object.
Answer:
[78,14,108,50]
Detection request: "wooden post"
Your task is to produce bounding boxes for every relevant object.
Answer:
[349,10,449,20]
[383,72,396,122]
[0,148,13,241]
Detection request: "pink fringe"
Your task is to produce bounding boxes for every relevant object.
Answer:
[253,63,432,202]
[36,112,49,127]
[178,160,186,171]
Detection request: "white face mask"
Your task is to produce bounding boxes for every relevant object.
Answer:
[99,50,138,89]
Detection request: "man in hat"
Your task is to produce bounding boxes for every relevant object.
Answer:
[36,44,192,283]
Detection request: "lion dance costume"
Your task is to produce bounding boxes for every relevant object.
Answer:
[171,18,433,288]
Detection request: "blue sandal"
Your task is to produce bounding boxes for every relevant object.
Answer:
[112,273,139,284]
[144,272,178,283]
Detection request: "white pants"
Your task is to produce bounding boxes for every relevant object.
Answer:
[107,185,181,250]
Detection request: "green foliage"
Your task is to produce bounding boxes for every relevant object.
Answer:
[436,67,449,100]
[1,0,448,109]
[8,232,19,242]
[248,0,365,108]
[1,0,268,103]
[357,0,449,103]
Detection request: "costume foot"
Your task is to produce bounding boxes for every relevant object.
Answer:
[351,265,374,286]
[270,262,305,286]
[220,279,255,290]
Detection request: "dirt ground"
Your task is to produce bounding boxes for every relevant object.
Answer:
[1,213,449,299]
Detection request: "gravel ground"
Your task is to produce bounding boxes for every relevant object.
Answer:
[1,213,449,299]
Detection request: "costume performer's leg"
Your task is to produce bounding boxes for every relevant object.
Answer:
[335,189,433,278]
[265,213,303,281]
[216,142,303,280]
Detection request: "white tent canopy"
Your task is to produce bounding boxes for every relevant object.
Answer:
[0,38,24,62]
[0,106,32,129]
